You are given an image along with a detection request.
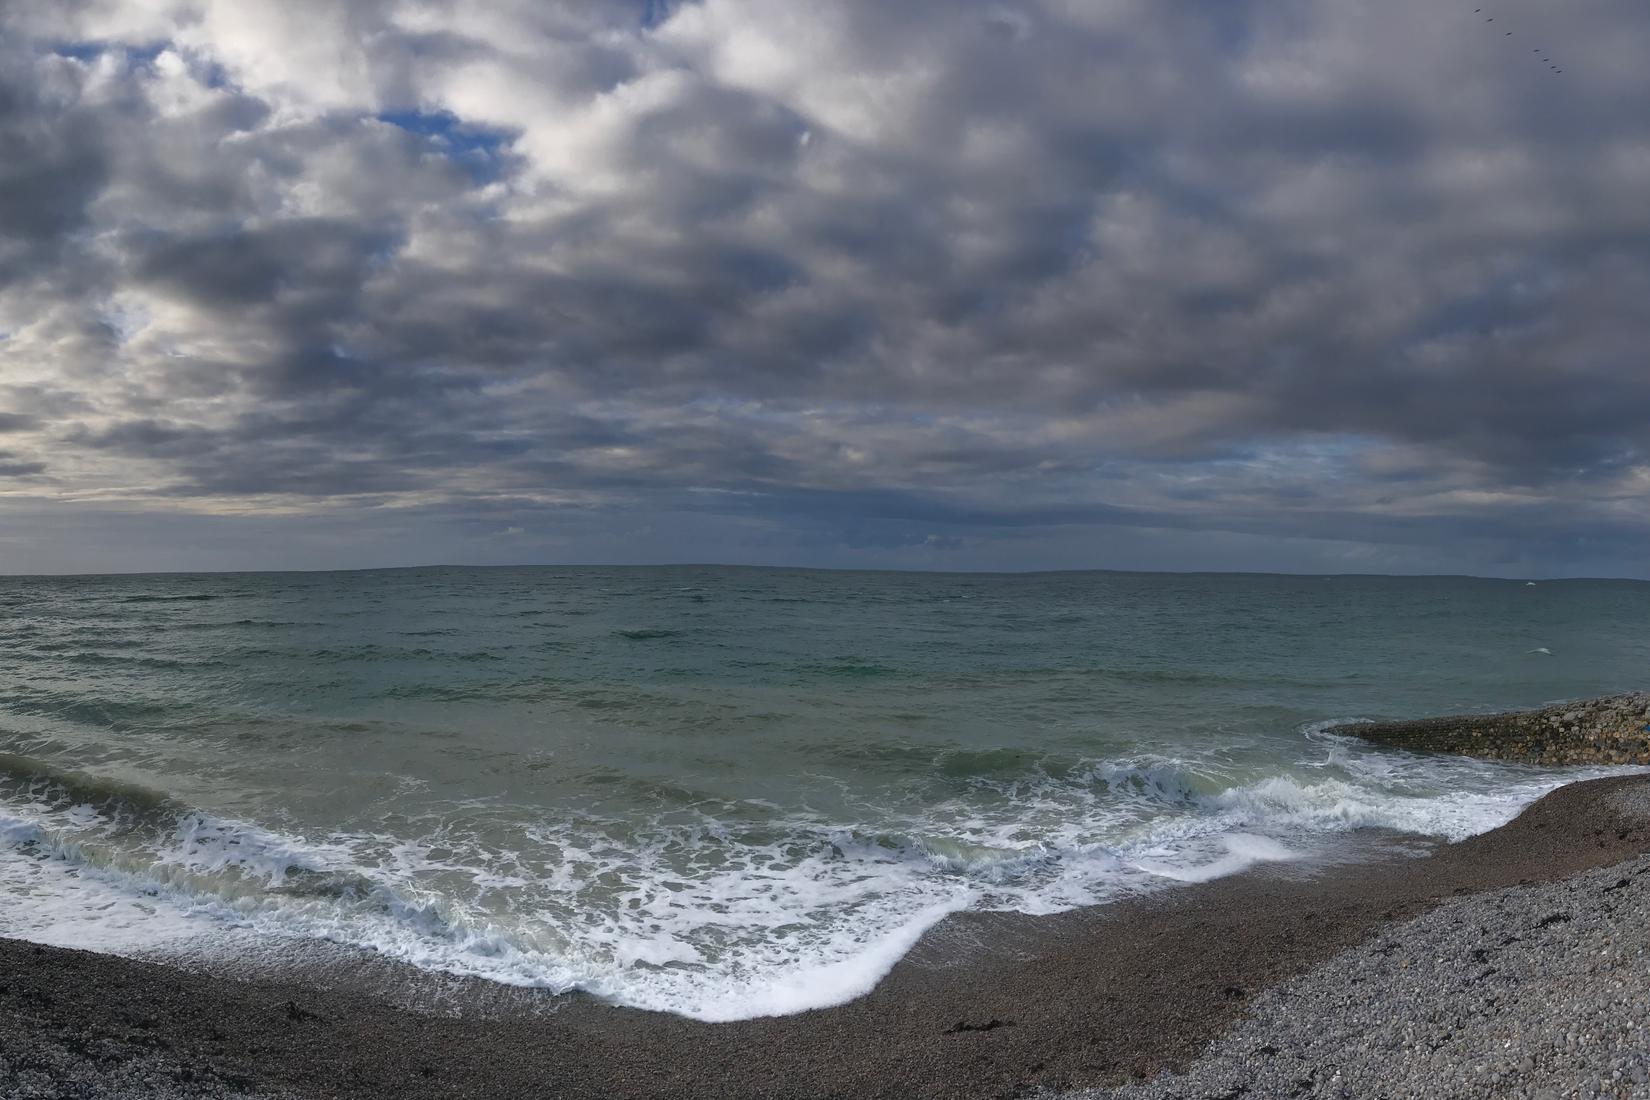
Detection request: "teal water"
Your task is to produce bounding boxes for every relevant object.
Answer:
[1,567,1646,1018]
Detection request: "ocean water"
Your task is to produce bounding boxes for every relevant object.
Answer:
[1,566,1646,1020]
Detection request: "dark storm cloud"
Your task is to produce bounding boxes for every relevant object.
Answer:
[0,0,1647,575]
[0,60,109,286]
[0,449,46,478]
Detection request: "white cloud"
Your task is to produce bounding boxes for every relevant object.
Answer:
[0,0,1647,575]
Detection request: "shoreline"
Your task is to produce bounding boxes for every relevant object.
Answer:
[7,774,1650,1098]
[1077,780,1650,1099]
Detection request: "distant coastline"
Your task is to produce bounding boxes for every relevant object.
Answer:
[5,561,1650,581]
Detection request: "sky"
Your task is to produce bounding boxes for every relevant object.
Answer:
[1,1,1648,577]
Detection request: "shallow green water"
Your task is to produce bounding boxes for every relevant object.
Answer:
[1,567,1645,1017]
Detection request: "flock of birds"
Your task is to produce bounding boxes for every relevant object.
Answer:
[1475,8,1563,73]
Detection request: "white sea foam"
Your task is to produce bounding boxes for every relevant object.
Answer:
[0,811,224,950]
[1130,833,1298,883]
[0,734,1641,1021]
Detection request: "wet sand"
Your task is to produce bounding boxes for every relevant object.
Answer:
[6,774,1650,1099]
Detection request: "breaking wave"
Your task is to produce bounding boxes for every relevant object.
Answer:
[0,731,1634,1021]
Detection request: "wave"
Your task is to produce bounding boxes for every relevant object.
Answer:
[0,754,464,939]
[118,593,222,604]
[0,738,1639,1023]
[0,690,186,729]
[789,659,903,679]
[0,754,370,897]
[0,752,186,824]
[59,651,231,670]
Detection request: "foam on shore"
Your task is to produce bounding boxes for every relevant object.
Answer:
[1,727,1638,1020]
[8,773,1650,1100]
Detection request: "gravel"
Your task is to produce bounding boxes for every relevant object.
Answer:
[1066,792,1650,1100]
[0,1042,293,1100]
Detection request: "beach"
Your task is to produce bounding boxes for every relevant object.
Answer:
[5,570,1649,1097]
[7,0,1650,1089]
[5,0,1647,1088]
[7,771,1650,1099]
[1081,782,1650,1099]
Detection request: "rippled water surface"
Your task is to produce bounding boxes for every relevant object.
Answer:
[2,567,1646,1017]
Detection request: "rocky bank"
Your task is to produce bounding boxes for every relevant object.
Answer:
[1332,692,1650,766]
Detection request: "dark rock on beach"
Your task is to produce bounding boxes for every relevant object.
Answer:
[1331,692,1650,766]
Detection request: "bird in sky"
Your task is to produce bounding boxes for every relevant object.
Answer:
[1475,8,1564,73]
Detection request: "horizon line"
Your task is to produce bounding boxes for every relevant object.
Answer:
[0,561,1642,584]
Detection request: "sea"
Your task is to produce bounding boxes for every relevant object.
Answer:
[1,566,1646,1020]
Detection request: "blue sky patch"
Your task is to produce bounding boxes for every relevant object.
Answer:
[377,110,516,184]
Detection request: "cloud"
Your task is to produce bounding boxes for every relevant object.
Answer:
[0,0,1647,575]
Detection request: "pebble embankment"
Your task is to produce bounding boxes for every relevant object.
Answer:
[1069,785,1650,1100]
[1332,693,1650,766]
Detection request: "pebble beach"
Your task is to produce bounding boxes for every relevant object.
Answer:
[7,771,1650,1099]
[1073,783,1650,1100]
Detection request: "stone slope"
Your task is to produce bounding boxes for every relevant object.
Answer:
[1332,692,1650,765]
